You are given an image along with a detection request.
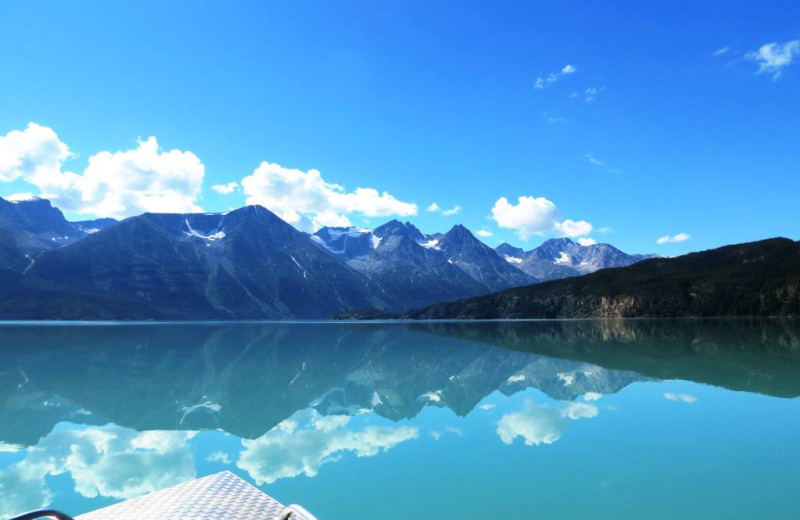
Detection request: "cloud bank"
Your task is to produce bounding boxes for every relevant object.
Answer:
[240,161,417,231]
[237,409,418,485]
[496,399,598,446]
[0,123,205,218]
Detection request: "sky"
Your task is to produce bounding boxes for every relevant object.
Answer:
[0,0,798,255]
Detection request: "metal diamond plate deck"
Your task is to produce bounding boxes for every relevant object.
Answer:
[76,471,306,520]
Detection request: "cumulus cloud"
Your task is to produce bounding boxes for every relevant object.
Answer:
[491,196,558,239]
[0,123,70,183]
[0,424,195,518]
[426,202,441,212]
[656,233,690,244]
[554,219,593,238]
[237,409,418,485]
[491,195,593,240]
[240,161,417,232]
[496,399,598,446]
[476,228,493,237]
[577,237,597,246]
[211,181,240,195]
[534,64,577,89]
[746,40,800,80]
[0,123,205,218]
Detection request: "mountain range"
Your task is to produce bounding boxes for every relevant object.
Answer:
[0,195,655,319]
[407,238,800,319]
[496,238,656,281]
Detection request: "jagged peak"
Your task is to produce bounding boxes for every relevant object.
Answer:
[374,219,424,241]
[540,237,576,247]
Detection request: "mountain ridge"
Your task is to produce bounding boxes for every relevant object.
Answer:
[406,238,800,319]
[0,194,659,319]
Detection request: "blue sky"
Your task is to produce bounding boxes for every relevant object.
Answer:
[0,1,798,254]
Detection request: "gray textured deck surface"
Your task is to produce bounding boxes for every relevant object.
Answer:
[76,471,306,520]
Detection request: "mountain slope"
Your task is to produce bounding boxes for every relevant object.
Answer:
[312,226,376,259]
[408,238,800,319]
[347,230,488,310]
[496,237,655,281]
[0,196,91,247]
[28,206,392,319]
[435,224,536,292]
[314,220,537,309]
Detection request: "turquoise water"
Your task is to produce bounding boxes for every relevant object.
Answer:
[1,320,799,519]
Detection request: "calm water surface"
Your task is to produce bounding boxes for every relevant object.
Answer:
[1,320,799,519]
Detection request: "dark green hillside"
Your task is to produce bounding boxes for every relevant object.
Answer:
[407,238,800,319]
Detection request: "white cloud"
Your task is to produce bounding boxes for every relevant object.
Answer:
[241,161,417,232]
[237,409,418,484]
[429,427,463,441]
[211,181,240,195]
[582,392,602,402]
[746,40,800,80]
[426,202,460,216]
[0,424,195,518]
[584,87,599,102]
[0,123,70,183]
[206,451,232,464]
[554,219,593,238]
[491,196,558,239]
[534,64,578,89]
[664,392,698,404]
[442,205,461,216]
[656,233,690,245]
[476,228,493,237]
[0,123,205,219]
[713,46,731,57]
[0,441,23,453]
[496,399,598,446]
[491,195,593,240]
[562,402,599,420]
[577,237,597,246]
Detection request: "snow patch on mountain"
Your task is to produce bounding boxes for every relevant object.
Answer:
[554,252,571,265]
[183,219,226,241]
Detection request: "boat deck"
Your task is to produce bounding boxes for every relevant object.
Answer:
[75,471,309,520]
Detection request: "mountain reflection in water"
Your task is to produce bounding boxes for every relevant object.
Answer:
[1,319,799,519]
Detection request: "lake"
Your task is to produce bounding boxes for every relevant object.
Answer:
[1,320,799,519]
